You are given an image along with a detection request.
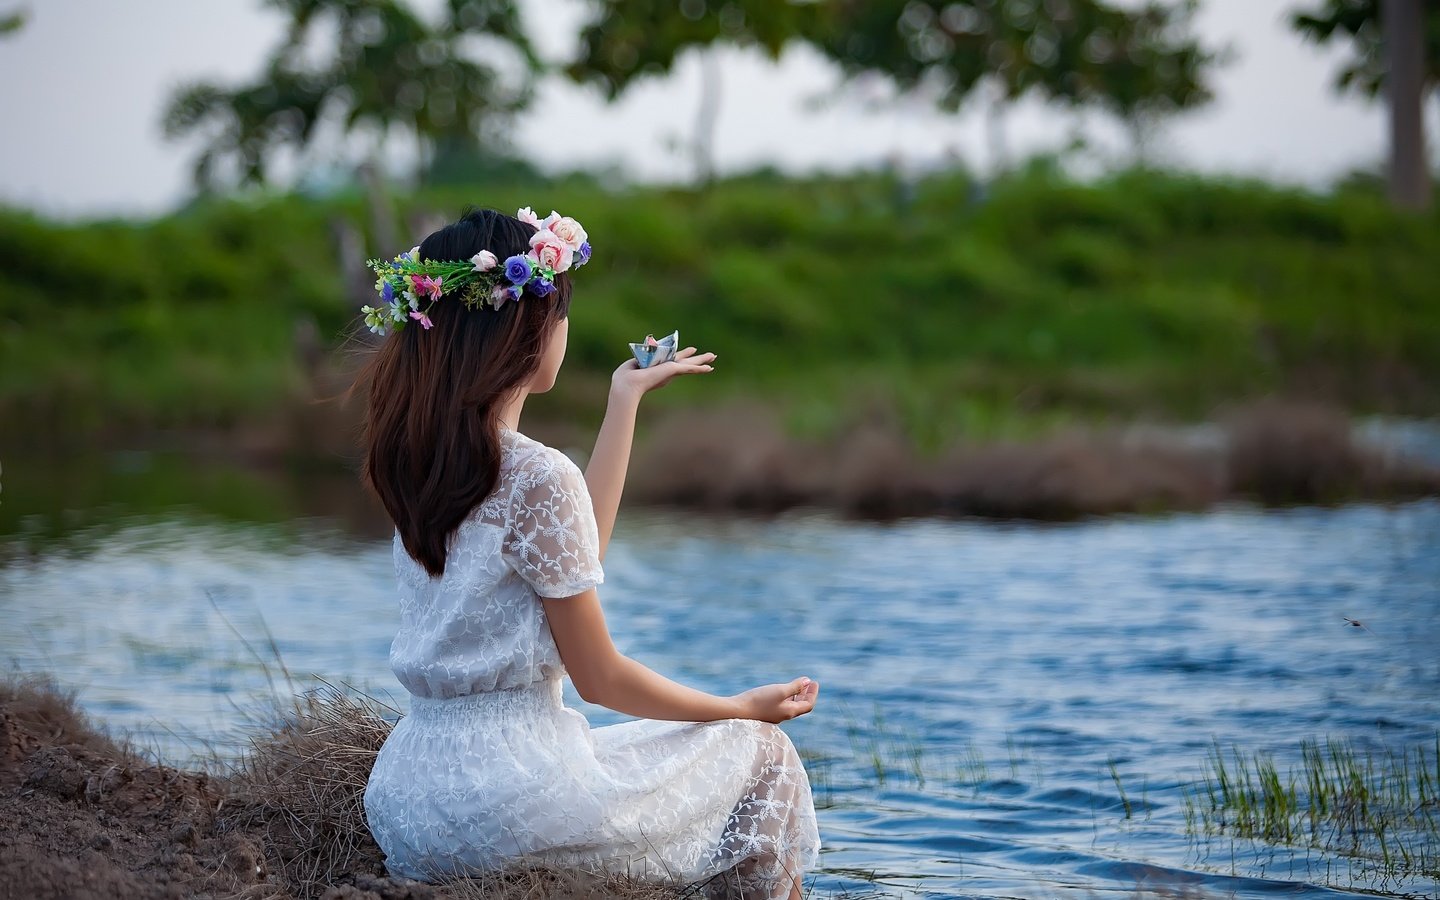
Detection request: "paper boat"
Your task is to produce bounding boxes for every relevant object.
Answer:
[629,330,678,368]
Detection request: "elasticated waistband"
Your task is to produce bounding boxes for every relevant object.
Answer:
[404,678,563,722]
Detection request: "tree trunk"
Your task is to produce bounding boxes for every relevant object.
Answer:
[358,157,397,259]
[986,80,1010,178]
[694,48,722,185]
[1383,0,1430,210]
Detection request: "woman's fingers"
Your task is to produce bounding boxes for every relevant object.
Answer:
[661,353,716,376]
[784,681,820,719]
[612,349,717,394]
[669,349,714,366]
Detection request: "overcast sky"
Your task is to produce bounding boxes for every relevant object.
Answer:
[0,0,1432,218]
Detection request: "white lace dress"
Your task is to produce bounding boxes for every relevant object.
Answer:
[363,428,820,898]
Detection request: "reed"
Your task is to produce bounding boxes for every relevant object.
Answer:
[1183,736,1440,882]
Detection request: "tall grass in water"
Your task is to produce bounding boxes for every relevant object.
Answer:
[1184,737,1440,883]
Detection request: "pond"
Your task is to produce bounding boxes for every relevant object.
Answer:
[2,451,1437,898]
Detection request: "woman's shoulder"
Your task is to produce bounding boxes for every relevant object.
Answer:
[501,429,583,488]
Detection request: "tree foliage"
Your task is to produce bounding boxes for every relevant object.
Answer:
[1291,0,1440,98]
[163,0,539,187]
[566,0,818,97]
[815,0,1216,123]
[0,7,25,37]
[566,0,1217,150]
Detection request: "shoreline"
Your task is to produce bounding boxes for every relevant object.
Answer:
[6,400,1436,538]
[0,673,693,900]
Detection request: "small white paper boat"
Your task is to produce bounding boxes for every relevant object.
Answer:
[629,330,678,368]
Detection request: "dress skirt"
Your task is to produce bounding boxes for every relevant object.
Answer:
[363,677,820,899]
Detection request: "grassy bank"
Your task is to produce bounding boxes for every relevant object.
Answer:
[3,165,1440,449]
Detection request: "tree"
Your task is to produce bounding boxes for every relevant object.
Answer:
[1,7,25,38]
[1292,0,1440,97]
[815,0,1218,166]
[566,0,819,182]
[1292,0,1437,210]
[163,0,539,189]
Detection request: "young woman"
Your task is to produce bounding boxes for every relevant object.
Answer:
[357,208,822,899]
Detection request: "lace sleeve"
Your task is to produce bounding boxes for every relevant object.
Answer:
[501,447,605,599]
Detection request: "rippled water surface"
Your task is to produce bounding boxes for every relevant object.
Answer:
[3,465,1437,899]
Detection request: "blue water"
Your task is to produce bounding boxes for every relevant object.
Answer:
[3,486,1437,898]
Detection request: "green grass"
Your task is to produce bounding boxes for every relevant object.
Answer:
[5,164,1440,446]
[1184,736,1440,883]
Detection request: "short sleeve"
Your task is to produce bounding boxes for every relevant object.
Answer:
[501,448,605,598]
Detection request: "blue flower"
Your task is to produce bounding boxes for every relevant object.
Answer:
[504,255,533,285]
[531,277,555,297]
[576,241,592,267]
[381,280,395,303]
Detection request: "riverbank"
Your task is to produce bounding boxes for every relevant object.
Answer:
[5,167,1440,450]
[2,400,1437,547]
[4,669,1435,899]
[0,674,688,900]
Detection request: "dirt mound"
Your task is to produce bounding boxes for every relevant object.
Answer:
[0,674,272,899]
[0,674,681,900]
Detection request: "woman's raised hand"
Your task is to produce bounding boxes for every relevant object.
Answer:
[610,346,716,403]
[731,676,821,724]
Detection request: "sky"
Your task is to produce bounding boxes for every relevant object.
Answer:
[0,0,1433,218]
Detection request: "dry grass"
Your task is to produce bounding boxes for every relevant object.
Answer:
[217,683,796,900]
[217,682,397,897]
[1224,400,1440,505]
[0,670,140,764]
[626,400,1439,521]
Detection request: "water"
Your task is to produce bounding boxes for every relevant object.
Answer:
[2,456,1437,899]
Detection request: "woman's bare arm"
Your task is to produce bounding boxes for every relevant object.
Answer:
[583,348,715,560]
[583,392,638,562]
[542,588,819,723]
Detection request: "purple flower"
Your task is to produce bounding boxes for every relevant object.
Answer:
[576,241,592,267]
[531,277,555,297]
[504,254,533,285]
[489,283,523,309]
[381,280,395,303]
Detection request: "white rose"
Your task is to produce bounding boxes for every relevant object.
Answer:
[516,207,541,228]
[470,250,498,272]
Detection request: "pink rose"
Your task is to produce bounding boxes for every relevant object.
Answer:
[529,230,574,273]
[516,207,541,229]
[470,250,498,272]
[547,216,587,251]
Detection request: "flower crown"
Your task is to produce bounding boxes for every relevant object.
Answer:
[361,207,592,336]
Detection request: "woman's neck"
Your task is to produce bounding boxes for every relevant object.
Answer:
[497,389,528,432]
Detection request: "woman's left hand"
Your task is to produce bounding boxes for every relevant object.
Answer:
[610,346,716,403]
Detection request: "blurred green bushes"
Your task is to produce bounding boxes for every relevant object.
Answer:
[3,166,1438,447]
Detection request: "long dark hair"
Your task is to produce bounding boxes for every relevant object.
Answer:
[355,209,573,577]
